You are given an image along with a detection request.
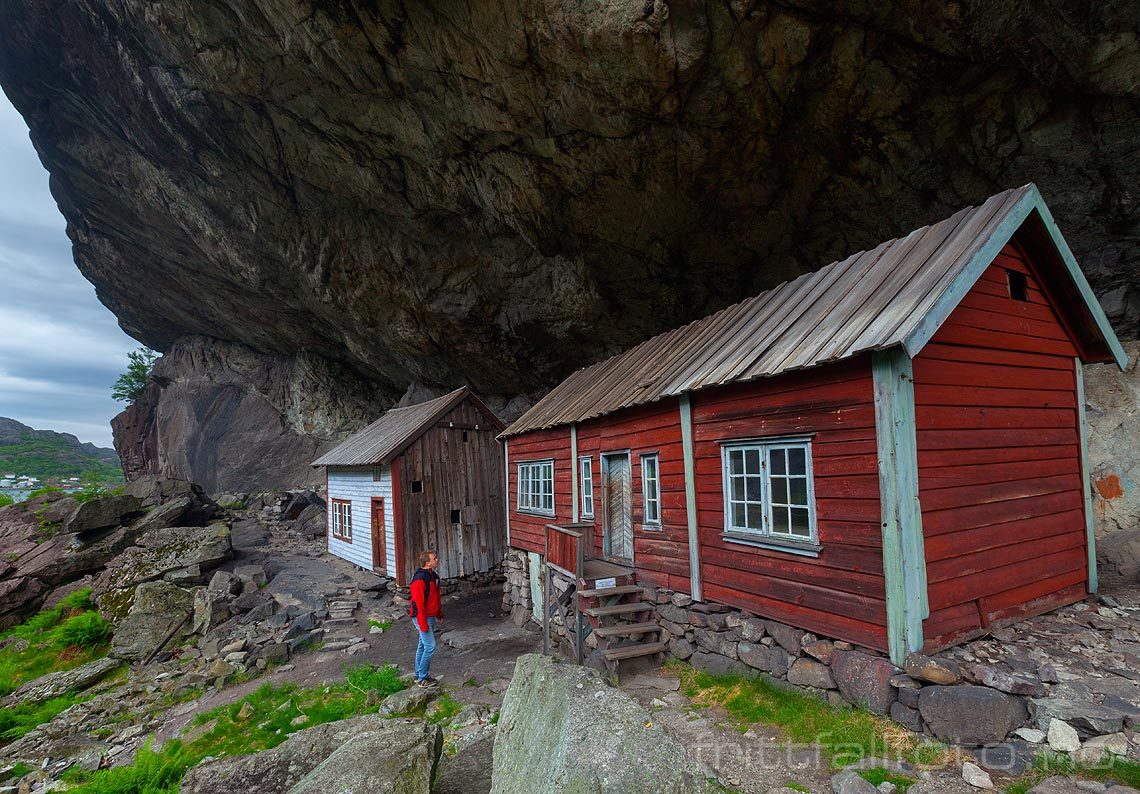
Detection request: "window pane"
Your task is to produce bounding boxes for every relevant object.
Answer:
[729,449,744,475]
[770,477,787,504]
[732,502,747,529]
[770,448,786,475]
[745,503,762,530]
[732,476,745,501]
[790,477,808,506]
[744,449,760,474]
[746,476,761,502]
[771,506,790,535]
[790,508,811,537]
[788,447,806,474]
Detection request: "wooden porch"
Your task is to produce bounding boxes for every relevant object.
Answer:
[542,523,664,672]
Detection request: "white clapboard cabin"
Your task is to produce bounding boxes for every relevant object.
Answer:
[312,387,507,586]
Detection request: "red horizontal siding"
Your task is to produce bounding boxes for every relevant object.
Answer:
[917,241,1089,651]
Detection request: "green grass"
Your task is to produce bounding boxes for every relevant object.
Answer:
[669,661,949,769]
[26,485,63,498]
[367,619,393,633]
[859,766,915,791]
[0,590,115,743]
[64,663,407,792]
[1001,751,1140,793]
[783,782,810,793]
[0,494,13,508]
[218,501,247,510]
[428,693,463,725]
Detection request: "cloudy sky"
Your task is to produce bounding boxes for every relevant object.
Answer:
[0,91,138,449]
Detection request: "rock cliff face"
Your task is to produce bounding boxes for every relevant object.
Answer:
[0,0,1137,489]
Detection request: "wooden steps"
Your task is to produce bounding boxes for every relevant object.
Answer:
[593,621,658,638]
[583,602,652,618]
[603,641,666,661]
[578,584,643,599]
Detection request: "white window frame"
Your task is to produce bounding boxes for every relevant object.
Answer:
[330,498,353,542]
[579,457,594,518]
[720,437,817,546]
[517,459,555,517]
[641,453,661,527]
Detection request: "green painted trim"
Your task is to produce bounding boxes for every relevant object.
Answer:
[1075,359,1098,593]
[679,394,703,601]
[873,348,928,665]
[1033,192,1129,371]
[904,185,1128,372]
[570,424,579,522]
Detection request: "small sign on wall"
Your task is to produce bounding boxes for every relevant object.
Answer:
[594,577,617,589]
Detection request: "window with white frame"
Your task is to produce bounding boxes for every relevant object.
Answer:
[579,457,594,518]
[722,439,816,543]
[518,459,554,515]
[330,498,353,542]
[641,453,661,526]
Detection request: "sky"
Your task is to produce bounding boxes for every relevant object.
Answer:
[0,91,138,449]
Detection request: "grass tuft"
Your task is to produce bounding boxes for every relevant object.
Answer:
[858,766,915,792]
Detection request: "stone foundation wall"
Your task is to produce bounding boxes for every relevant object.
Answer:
[498,550,1132,749]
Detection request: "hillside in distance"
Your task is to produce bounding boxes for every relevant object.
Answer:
[0,418,122,481]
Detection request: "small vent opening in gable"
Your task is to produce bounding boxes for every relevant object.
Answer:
[462,431,469,442]
[1007,269,1029,302]
[411,480,423,493]
[450,509,461,523]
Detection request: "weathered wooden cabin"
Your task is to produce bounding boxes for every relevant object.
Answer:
[313,387,507,586]
[500,184,1128,667]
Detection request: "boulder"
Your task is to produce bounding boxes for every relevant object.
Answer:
[763,620,805,654]
[491,654,718,793]
[787,658,836,690]
[1031,696,1130,737]
[918,685,1028,746]
[904,653,961,685]
[123,477,219,517]
[282,492,321,520]
[1,657,121,707]
[970,664,1044,697]
[1097,527,1140,579]
[831,650,897,714]
[63,494,143,534]
[379,686,433,717]
[1046,719,1080,753]
[94,523,232,619]
[181,716,441,794]
[962,762,994,789]
[738,642,791,676]
[830,769,879,794]
[110,580,194,662]
[191,588,233,635]
[126,493,214,536]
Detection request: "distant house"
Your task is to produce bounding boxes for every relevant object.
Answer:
[500,184,1128,665]
[312,387,507,586]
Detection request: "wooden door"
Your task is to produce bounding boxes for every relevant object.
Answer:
[601,453,633,563]
[371,497,386,573]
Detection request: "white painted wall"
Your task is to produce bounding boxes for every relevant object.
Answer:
[326,466,396,575]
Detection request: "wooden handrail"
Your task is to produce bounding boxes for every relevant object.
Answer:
[545,523,588,579]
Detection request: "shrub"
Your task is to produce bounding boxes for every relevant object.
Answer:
[111,348,159,403]
[57,612,112,650]
[0,494,13,508]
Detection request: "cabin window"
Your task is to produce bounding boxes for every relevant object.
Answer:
[517,459,554,516]
[462,431,469,442]
[411,480,423,493]
[450,509,461,524]
[330,498,353,542]
[721,439,816,545]
[372,467,383,482]
[579,457,594,518]
[641,453,661,526]
[1007,269,1029,302]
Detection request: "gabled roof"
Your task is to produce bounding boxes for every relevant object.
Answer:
[503,183,1127,438]
[312,387,504,467]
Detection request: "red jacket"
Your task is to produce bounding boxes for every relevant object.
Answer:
[408,567,443,632]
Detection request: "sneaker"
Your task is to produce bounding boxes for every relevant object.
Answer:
[417,676,439,688]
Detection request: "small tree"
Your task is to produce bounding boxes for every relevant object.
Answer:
[112,348,159,403]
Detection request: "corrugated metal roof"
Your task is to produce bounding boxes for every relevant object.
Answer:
[312,387,504,467]
[502,183,1125,438]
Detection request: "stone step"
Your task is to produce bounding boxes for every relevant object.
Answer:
[593,621,660,638]
[328,610,356,620]
[329,600,360,611]
[578,585,644,599]
[322,618,357,629]
[603,641,666,661]
[583,602,651,618]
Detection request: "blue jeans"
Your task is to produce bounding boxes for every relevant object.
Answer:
[414,617,436,680]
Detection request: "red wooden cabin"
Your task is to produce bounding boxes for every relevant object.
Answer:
[500,184,1127,664]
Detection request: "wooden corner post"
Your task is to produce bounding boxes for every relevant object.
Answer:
[1075,358,1097,593]
[872,349,928,665]
[679,393,703,602]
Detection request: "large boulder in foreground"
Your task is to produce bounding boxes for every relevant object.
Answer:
[918,685,1028,746]
[491,654,717,793]
[110,580,194,662]
[180,715,441,794]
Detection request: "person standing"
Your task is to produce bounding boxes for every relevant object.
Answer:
[409,549,444,687]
